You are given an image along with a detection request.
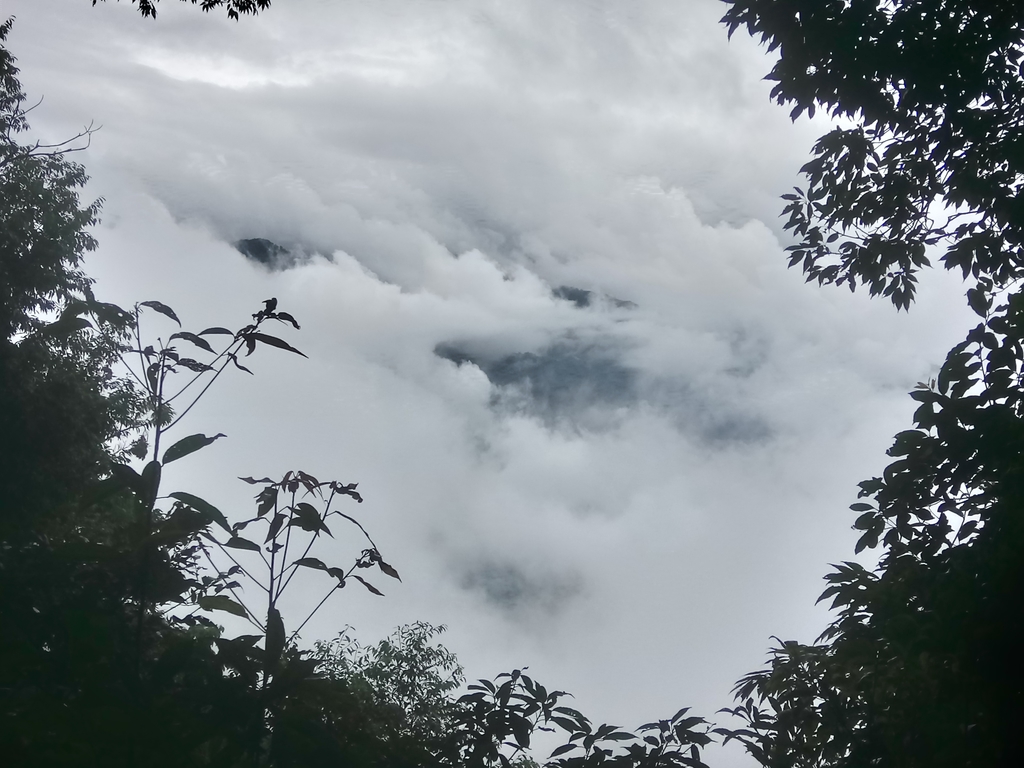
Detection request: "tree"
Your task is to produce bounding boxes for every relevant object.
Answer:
[0,16,138,535]
[92,0,273,20]
[716,2,1024,767]
[722,0,1024,310]
[310,622,466,749]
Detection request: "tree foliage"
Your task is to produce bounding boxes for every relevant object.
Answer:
[717,2,1024,767]
[92,0,273,20]
[723,0,1024,310]
[0,16,135,528]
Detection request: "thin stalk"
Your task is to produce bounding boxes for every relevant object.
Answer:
[165,345,239,431]
[285,558,363,646]
[198,547,266,632]
[275,518,296,602]
[276,488,335,600]
[286,584,341,646]
[204,536,270,593]
[164,339,237,405]
[151,346,167,462]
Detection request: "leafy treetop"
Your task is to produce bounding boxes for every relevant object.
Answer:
[716,3,1024,767]
[93,0,272,20]
[722,0,1024,309]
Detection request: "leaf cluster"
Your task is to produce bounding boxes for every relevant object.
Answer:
[450,671,712,768]
[723,0,1024,309]
[92,0,273,20]
[717,3,1024,766]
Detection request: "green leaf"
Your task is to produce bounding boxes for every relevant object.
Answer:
[250,332,308,357]
[294,557,328,570]
[604,731,636,741]
[162,432,226,464]
[198,326,234,336]
[169,491,231,532]
[967,288,990,317]
[41,315,93,339]
[140,300,181,325]
[510,713,532,748]
[275,311,300,329]
[853,511,877,530]
[256,486,278,518]
[199,595,247,617]
[229,353,253,375]
[224,536,261,552]
[169,331,215,354]
[140,460,161,506]
[378,560,402,581]
[289,502,329,534]
[176,358,212,373]
[352,574,384,596]
[145,362,160,394]
[109,463,144,496]
[266,607,285,667]
[265,512,287,543]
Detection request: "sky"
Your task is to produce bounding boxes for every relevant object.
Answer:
[6,1,976,764]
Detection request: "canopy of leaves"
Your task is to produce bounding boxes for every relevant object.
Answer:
[0,20,98,339]
[717,3,1024,766]
[722,0,1024,309]
[93,0,273,20]
[720,298,1024,766]
[0,18,142,536]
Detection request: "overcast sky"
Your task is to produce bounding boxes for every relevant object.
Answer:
[7,1,975,764]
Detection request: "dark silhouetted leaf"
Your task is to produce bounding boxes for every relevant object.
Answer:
[169,491,231,532]
[265,512,286,543]
[176,358,212,373]
[140,300,181,325]
[250,332,307,357]
[352,574,383,596]
[224,536,261,552]
[169,331,215,353]
[294,557,328,570]
[276,311,300,329]
[162,432,226,464]
[229,353,253,374]
[289,502,329,535]
[256,486,278,518]
[140,460,161,506]
[265,607,285,667]
[378,560,401,581]
[199,595,247,617]
[41,315,93,338]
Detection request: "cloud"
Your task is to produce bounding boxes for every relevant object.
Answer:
[460,560,584,614]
